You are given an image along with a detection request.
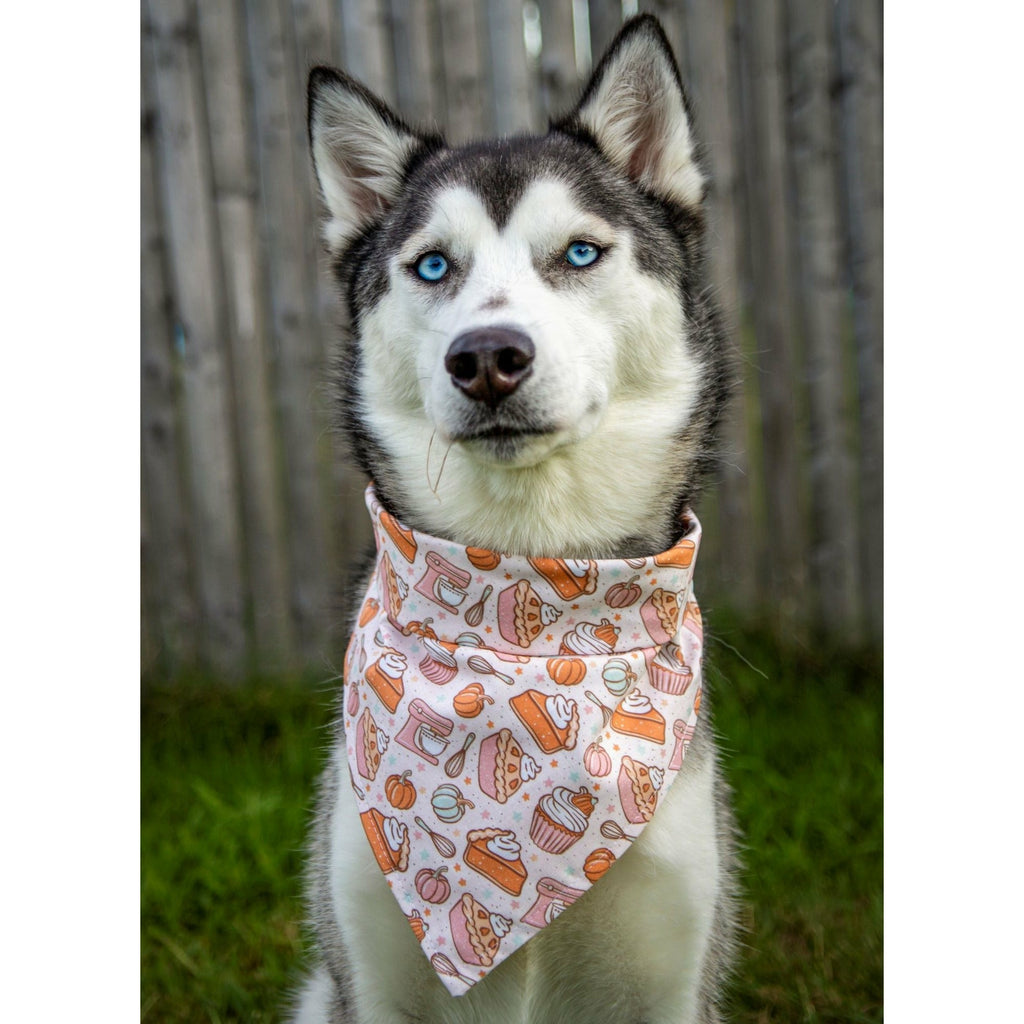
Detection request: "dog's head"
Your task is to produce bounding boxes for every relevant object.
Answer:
[309,16,729,555]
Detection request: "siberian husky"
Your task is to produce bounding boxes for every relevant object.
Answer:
[294,16,737,1024]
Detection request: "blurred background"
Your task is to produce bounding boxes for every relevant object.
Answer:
[141,0,882,682]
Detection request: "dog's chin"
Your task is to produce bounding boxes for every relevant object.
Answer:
[454,426,569,467]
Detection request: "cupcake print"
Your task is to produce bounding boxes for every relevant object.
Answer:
[529,785,595,854]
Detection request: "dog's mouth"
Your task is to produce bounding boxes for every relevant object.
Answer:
[449,422,565,466]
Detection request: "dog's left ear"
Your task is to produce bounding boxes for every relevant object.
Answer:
[308,67,443,252]
[554,15,704,210]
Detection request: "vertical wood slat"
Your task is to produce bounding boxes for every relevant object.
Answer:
[437,0,490,142]
[245,0,333,663]
[785,0,860,637]
[338,0,396,104]
[389,0,445,129]
[144,0,247,675]
[736,0,808,625]
[197,0,296,668]
[680,0,758,614]
[587,0,622,60]
[836,0,883,641]
[141,59,198,672]
[486,0,536,135]
[537,0,581,119]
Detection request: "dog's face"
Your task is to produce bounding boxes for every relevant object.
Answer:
[309,20,727,555]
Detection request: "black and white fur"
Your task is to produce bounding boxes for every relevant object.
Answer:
[294,16,738,1024]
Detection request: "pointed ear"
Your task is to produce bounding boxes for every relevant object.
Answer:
[554,15,704,210]
[308,67,443,252]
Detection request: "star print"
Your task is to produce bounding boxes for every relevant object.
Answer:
[487,720,495,729]
[529,853,538,862]
[613,613,621,621]
[458,723,468,732]
[522,792,530,801]
[481,809,491,820]
[458,878,467,887]
[545,633,554,642]
[613,743,620,751]
[515,667,523,674]
[571,603,579,610]
[454,862,462,871]
[484,626,493,634]
[504,572,513,580]
[550,759,559,767]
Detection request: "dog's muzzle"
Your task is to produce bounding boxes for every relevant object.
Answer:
[444,327,535,409]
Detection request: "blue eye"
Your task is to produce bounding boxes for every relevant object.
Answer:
[416,252,449,281]
[565,241,600,267]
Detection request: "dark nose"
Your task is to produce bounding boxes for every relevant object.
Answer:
[444,327,535,408]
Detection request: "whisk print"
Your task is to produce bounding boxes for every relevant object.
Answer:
[585,690,614,728]
[463,584,492,627]
[443,732,476,777]
[414,816,457,858]
[600,819,637,843]
[466,655,515,686]
[430,953,475,986]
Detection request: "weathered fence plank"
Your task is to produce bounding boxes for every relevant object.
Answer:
[338,0,396,104]
[198,0,297,668]
[537,0,580,118]
[587,0,622,61]
[246,0,333,664]
[736,0,808,625]
[437,0,490,141]
[786,0,859,637]
[144,0,247,674]
[486,0,536,134]
[389,0,445,128]
[679,0,758,614]
[141,61,198,673]
[836,0,883,640]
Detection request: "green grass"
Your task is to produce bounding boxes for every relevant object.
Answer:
[141,625,881,1022]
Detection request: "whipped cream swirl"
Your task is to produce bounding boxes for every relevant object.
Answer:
[486,832,522,862]
[520,753,540,783]
[538,786,589,833]
[619,689,653,714]
[545,693,576,731]
[379,651,406,678]
[384,816,407,852]
[562,622,613,656]
[489,913,512,939]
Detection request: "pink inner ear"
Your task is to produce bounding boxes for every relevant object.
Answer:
[626,108,664,184]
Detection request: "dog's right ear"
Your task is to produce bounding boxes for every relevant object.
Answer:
[308,68,443,252]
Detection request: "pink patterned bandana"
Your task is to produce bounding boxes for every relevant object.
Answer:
[343,485,704,995]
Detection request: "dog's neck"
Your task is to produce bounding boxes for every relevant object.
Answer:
[369,419,698,560]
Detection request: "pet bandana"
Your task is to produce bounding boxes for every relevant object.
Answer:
[344,485,704,995]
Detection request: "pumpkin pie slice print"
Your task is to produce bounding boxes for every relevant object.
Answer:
[360,807,410,874]
[510,690,580,753]
[478,728,540,802]
[527,557,598,599]
[609,687,666,744]
[449,893,513,967]
[497,580,561,648]
[364,650,407,713]
[617,755,664,823]
[463,827,527,895]
[354,706,389,781]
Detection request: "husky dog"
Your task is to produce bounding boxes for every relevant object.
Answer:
[294,16,737,1024]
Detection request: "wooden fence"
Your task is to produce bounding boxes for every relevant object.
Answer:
[141,0,882,679]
